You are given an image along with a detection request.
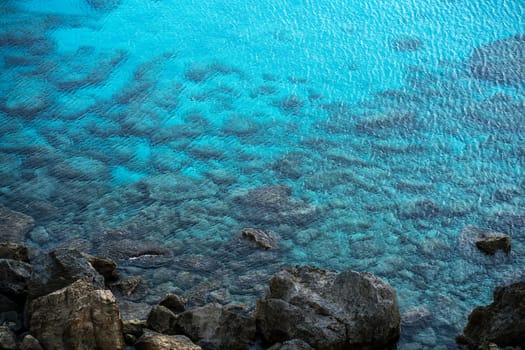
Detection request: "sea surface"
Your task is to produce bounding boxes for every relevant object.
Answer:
[1,0,525,348]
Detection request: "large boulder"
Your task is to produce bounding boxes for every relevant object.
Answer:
[457,281,525,348]
[469,34,525,84]
[29,277,125,350]
[0,205,35,243]
[28,248,105,299]
[135,330,201,350]
[255,266,400,350]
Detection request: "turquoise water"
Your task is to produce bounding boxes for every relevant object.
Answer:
[1,0,525,347]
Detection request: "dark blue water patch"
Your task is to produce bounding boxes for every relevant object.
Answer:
[469,34,525,85]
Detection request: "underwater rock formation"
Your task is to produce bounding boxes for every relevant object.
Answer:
[456,281,525,349]
[0,206,35,244]
[255,266,400,349]
[469,34,525,84]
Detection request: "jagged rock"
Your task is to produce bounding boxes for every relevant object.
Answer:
[0,243,29,262]
[147,305,178,334]
[123,319,147,338]
[469,34,525,84]
[268,339,314,350]
[456,281,525,348]
[110,276,146,299]
[459,225,511,259]
[159,293,186,313]
[135,330,201,350]
[0,259,31,299]
[476,236,511,255]
[86,255,119,281]
[0,326,16,350]
[29,278,125,350]
[255,266,400,350]
[19,334,44,350]
[118,301,152,321]
[28,248,105,299]
[240,228,279,250]
[175,303,255,350]
[0,205,35,243]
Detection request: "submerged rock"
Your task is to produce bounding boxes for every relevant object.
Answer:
[29,278,125,350]
[159,293,186,314]
[240,228,279,250]
[267,339,314,350]
[391,36,422,52]
[469,34,525,84]
[456,281,525,348]
[255,266,400,349]
[459,225,511,259]
[0,205,35,243]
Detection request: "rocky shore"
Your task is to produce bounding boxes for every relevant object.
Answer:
[1,234,524,350]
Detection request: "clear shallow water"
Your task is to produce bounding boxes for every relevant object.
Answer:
[1,0,525,348]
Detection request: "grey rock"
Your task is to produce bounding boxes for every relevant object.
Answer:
[28,248,105,299]
[98,239,174,268]
[240,228,279,250]
[29,278,125,350]
[147,305,178,334]
[86,255,119,281]
[0,326,16,350]
[123,319,147,338]
[459,225,511,259]
[135,330,201,350]
[255,266,400,350]
[175,303,256,350]
[457,281,525,348]
[159,293,186,314]
[0,205,34,243]
[0,259,31,299]
[19,334,44,350]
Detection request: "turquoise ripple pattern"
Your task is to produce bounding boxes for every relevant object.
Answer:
[1,0,524,348]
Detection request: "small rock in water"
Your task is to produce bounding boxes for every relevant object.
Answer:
[476,235,511,255]
[240,228,279,250]
[392,36,422,52]
[159,293,186,314]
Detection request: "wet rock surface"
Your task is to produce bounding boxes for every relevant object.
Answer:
[240,228,279,250]
[255,266,400,349]
[457,281,525,349]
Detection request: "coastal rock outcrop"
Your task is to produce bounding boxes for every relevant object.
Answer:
[458,225,511,259]
[255,266,400,349]
[456,281,525,348]
[29,277,125,350]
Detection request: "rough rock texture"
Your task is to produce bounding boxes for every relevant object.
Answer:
[0,205,35,243]
[459,225,511,259]
[268,339,314,350]
[0,326,17,350]
[87,255,119,281]
[123,319,147,338]
[240,228,279,249]
[476,236,511,255]
[135,330,201,350]
[19,334,44,350]
[0,259,31,299]
[457,281,525,349]
[175,303,256,350]
[28,248,105,299]
[0,242,29,262]
[255,266,400,350]
[159,293,186,313]
[98,239,174,267]
[147,305,178,335]
[469,34,525,84]
[29,278,125,350]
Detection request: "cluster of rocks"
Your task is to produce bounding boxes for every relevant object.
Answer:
[0,239,403,350]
